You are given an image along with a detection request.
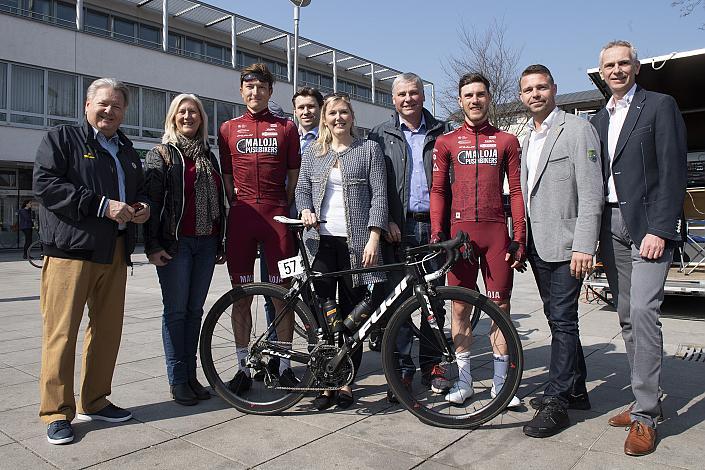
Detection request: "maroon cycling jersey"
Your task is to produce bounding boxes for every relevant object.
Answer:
[218,108,300,207]
[430,120,526,244]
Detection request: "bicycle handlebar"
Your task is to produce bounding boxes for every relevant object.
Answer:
[404,231,470,282]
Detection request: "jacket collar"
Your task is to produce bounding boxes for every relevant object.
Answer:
[384,108,443,136]
[82,120,134,149]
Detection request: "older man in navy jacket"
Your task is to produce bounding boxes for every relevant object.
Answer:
[591,40,687,457]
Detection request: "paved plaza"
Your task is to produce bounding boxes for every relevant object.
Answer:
[1,249,704,469]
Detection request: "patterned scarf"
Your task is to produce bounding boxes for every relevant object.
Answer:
[175,133,220,235]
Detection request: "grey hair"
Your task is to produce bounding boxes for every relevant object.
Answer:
[86,78,130,107]
[599,40,639,66]
[392,72,425,95]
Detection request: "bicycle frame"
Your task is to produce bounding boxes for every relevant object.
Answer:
[252,225,455,378]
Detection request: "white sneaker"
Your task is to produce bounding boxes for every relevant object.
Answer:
[491,383,521,408]
[444,380,474,404]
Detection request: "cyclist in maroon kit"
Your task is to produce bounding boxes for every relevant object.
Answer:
[430,72,526,406]
[218,63,301,394]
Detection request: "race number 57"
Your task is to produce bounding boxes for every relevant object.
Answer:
[277,255,304,279]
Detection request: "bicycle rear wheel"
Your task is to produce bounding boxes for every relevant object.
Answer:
[200,282,318,414]
[381,286,523,429]
[28,240,43,268]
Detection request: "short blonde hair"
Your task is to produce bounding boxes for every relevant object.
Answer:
[162,93,209,145]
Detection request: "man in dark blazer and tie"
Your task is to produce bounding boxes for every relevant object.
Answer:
[591,40,687,457]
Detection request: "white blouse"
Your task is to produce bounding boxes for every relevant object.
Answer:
[319,167,347,237]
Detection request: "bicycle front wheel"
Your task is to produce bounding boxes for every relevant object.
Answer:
[381,286,523,429]
[28,240,43,268]
[200,282,318,414]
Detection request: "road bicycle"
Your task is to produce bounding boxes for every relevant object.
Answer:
[199,217,523,428]
[28,239,44,268]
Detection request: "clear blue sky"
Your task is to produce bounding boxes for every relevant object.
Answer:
[212,0,704,96]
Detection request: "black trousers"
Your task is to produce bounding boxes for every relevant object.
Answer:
[527,237,588,407]
[313,236,383,382]
[22,228,32,257]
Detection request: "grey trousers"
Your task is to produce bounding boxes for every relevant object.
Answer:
[600,206,672,428]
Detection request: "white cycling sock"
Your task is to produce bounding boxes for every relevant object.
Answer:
[493,354,509,391]
[456,351,473,386]
[236,347,251,377]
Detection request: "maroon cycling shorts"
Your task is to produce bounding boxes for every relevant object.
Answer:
[448,221,513,302]
[226,201,294,285]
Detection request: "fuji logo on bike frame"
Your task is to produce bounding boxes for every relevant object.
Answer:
[356,275,410,340]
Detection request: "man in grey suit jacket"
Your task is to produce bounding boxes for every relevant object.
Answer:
[591,40,687,457]
[518,65,604,438]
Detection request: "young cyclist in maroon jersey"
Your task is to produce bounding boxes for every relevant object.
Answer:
[430,72,526,406]
[218,63,301,394]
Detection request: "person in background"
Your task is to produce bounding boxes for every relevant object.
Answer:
[296,93,387,410]
[145,94,227,406]
[19,199,34,259]
[367,72,452,403]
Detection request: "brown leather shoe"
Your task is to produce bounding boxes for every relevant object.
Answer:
[609,404,664,427]
[608,405,634,427]
[624,420,656,456]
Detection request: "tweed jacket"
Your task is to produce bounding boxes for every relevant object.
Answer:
[295,138,388,287]
[520,109,604,262]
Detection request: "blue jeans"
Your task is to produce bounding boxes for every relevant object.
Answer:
[156,235,218,385]
[527,239,587,407]
[384,218,445,378]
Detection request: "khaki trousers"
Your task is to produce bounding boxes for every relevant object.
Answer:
[39,239,127,424]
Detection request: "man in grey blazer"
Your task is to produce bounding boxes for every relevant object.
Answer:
[518,65,604,438]
[591,40,687,457]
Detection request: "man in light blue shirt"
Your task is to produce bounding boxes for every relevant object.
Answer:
[368,72,451,401]
[293,87,323,154]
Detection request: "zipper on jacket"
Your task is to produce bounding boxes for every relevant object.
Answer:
[172,145,187,241]
[474,127,479,222]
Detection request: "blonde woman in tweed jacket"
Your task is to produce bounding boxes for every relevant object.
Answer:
[296,93,388,410]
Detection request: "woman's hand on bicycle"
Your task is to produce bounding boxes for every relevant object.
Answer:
[362,228,381,267]
[148,249,172,266]
[300,209,318,229]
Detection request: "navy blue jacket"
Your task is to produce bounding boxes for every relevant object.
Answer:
[591,87,687,245]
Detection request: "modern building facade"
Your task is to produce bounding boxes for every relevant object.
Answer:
[0,0,435,249]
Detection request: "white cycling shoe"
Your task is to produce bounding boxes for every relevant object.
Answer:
[444,380,474,404]
[491,383,521,408]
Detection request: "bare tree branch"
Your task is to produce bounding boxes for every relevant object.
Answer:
[672,0,705,28]
[440,18,527,133]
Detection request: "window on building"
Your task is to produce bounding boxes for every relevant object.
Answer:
[0,62,7,112]
[168,32,181,53]
[47,71,76,119]
[216,101,237,126]
[121,84,139,135]
[356,85,372,102]
[113,17,136,42]
[84,9,109,36]
[239,51,258,68]
[10,65,44,125]
[142,88,165,138]
[55,1,74,26]
[28,0,50,20]
[139,23,160,48]
[320,75,333,94]
[184,37,203,59]
[201,98,215,137]
[376,90,392,107]
[0,0,20,14]
[205,43,224,64]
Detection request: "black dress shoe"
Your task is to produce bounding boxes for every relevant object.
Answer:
[523,398,570,438]
[336,390,354,409]
[188,378,211,400]
[171,383,198,406]
[530,393,591,411]
[312,392,337,411]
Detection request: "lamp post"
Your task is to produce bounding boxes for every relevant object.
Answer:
[290,0,311,95]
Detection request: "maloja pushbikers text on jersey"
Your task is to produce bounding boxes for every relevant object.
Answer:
[429,120,526,246]
[218,108,300,207]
